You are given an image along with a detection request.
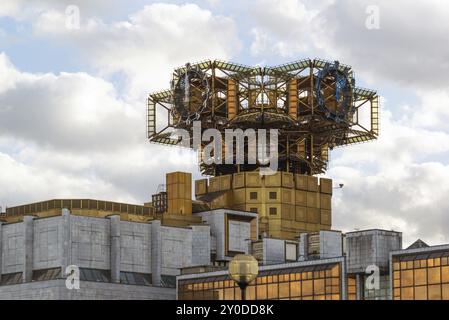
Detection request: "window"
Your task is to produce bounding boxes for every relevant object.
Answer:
[33,268,61,281]
[120,272,152,286]
[161,275,176,288]
[0,272,23,286]
[80,268,111,283]
[269,192,277,200]
[250,207,258,213]
[250,192,258,200]
[269,207,277,215]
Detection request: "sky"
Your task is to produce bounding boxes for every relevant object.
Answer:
[1,0,449,247]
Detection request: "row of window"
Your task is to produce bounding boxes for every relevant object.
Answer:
[0,269,158,287]
[249,192,278,200]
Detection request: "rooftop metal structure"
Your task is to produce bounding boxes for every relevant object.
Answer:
[147,59,379,176]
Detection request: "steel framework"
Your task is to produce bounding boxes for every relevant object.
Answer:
[147,59,378,176]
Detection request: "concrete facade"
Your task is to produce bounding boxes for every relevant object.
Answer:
[346,229,402,274]
[0,280,175,300]
[0,210,210,299]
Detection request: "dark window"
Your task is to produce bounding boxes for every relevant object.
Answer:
[120,272,152,286]
[80,268,111,283]
[161,275,176,288]
[0,272,23,286]
[269,192,277,200]
[33,268,61,281]
[250,208,258,213]
[250,192,258,200]
[269,207,278,215]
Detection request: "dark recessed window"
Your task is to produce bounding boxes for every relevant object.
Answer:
[250,192,258,200]
[120,272,152,286]
[250,207,258,213]
[0,272,23,286]
[80,268,111,283]
[269,192,277,200]
[269,207,278,215]
[33,268,61,282]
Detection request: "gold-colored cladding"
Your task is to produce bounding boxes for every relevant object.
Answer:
[194,172,333,240]
[166,171,192,216]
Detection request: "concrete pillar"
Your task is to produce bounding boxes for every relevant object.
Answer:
[356,274,364,300]
[298,233,308,261]
[109,214,121,283]
[61,209,72,276]
[151,220,162,286]
[0,221,3,282]
[23,215,35,283]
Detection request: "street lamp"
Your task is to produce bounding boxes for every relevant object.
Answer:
[229,254,259,300]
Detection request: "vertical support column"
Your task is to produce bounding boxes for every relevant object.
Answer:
[61,209,72,276]
[356,274,364,300]
[23,215,35,283]
[109,214,121,284]
[0,221,3,283]
[151,220,162,287]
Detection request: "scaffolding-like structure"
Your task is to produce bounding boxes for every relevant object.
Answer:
[147,59,378,176]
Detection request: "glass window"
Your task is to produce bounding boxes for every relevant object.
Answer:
[428,267,441,284]
[442,284,449,300]
[269,192,277,200]
[279,282,290,298]
[303,280,313,297]
[257,284,267,300]
[400,270,413,287]
[267,283,278,299]
[441,266,449,283]
[401,287,413,300]
[314,279,325,295]
[428,284,441,300]
[250,192,258,200]
[290,281,301,297]
[269,207,277,215]
[414,286,427,300]
[414,269,427,286]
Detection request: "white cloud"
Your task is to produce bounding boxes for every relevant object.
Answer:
[329,92,449,246]
[34,3,241,100]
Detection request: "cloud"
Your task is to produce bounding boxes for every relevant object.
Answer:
[329,92,449,246]
[247,0,449,89]
[33,3,241,100]
[0,49,201,209]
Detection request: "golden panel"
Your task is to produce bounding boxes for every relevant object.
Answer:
[295,190,307,206]
[319,178,333,194]
[320,209,331,225]
[307,208,320,224]
[307,176,319,192]
[320,194,331,210]
[265,172,282,187]
[281,204,295,220]
[209,177,220,192]
[281,189,294,205]
[281,172,294,188]
[219,175,232,191]
[245,172,262,187]
[295,206,307,222]
[233,188,246,205]
[233,173,245,189]
[195,179,208,196]
[306,192,320,208]
[295,174,308,190]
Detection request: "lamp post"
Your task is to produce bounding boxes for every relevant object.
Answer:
[229,254,259,301]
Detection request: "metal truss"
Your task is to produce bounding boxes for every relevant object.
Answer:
[147,59,379,176]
